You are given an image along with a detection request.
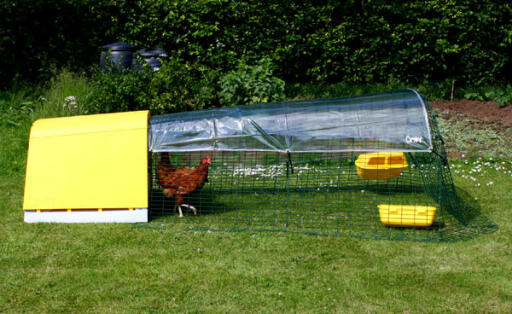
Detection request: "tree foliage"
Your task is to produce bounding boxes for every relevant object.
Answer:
[88,59,217,114]
[1,0,511,86]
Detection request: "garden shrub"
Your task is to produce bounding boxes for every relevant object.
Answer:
[2,0,512,87]
[88,59,217,114]
[218,57,285,106]
[464,84,512,107]
[0,0,117,85]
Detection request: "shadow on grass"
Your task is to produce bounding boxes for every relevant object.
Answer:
[148,182,425,220]
[144,185,498,242]
[149,189,217,219]
[437,186,498,242]
[149,188,242,219]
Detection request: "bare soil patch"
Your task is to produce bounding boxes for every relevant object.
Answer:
[431,100,512,158]
[431,99,512,128]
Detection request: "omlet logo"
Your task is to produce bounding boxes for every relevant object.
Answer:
[406,136,423,144]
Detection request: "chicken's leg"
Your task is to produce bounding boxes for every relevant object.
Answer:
[175,196,184,217]
[174,204,184,217]
[175,195,197,217]
[180,204,197,216]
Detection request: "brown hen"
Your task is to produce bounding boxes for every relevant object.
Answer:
[156,152,211,217]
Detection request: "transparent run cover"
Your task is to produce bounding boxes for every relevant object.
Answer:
[150,89,432,153]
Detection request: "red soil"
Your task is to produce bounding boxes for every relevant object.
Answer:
[431,99,512,127]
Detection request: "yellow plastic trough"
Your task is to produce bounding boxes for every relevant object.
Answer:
[355,152,408,180]
[378,204,437,227]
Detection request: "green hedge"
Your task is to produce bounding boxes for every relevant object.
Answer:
[2,0,511,86]
[88,59,218,114]
[0,0,112,84]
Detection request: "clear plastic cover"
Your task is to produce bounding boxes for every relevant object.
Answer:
[150,89,432,153]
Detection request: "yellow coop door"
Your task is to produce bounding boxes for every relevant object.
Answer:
[23,111,149,223]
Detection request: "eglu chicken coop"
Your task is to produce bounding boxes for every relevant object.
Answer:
[23,89,466,240]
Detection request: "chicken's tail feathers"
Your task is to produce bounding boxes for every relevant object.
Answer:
[156,152,174,188]
[157,152,177,173]
[160,152,171,167]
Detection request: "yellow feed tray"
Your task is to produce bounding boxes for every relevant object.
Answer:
[378,204,437,227]
[355,152,408,180]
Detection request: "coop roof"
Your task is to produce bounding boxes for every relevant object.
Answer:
[150,89,433,153]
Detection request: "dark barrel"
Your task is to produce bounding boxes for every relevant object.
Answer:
[133,48,168,71]
[100,41,137,71]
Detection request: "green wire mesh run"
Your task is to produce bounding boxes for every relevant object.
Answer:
[146,90,469,241]
[149,150,465,241]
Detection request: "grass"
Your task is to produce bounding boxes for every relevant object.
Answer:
[0,69,91,124]
[1,73,512,311]
[37,69,93,117]
[437,112,512,159]
[148,152,470,242]
[1,163,511,312]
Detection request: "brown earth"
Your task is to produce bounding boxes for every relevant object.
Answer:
[430,99,512,158]
[431,99,512,127]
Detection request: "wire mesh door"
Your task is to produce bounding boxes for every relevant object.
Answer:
[149,150,463,241]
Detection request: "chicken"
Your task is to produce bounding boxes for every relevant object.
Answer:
[156,152,211,217]
[156,152,177,187]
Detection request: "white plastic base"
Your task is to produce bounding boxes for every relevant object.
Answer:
[24,209,148,223]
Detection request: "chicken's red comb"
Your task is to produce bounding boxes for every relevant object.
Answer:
[204,156,211,164]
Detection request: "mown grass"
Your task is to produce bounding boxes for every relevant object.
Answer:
[148,153,467,242]
[1,76,512,312]
[1,166,511,312]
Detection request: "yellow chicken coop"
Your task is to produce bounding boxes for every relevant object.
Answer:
[23,111,150,223]
[23,89,467,242]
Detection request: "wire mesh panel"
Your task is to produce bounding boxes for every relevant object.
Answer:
[149,150,464,241]
[147,90,465,241]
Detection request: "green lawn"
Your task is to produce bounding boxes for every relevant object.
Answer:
[149,153,471,242]
[1,117,512,312]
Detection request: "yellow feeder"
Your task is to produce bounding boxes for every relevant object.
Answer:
[355,152,408,180]
[378,204,437,227]
[23,111,150,223]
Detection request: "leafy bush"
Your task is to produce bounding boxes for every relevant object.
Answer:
[88,59,217,114]
[0,0,117,85]
[2,1,511,88]
[218,58,285,106]
[464,85,512,107]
